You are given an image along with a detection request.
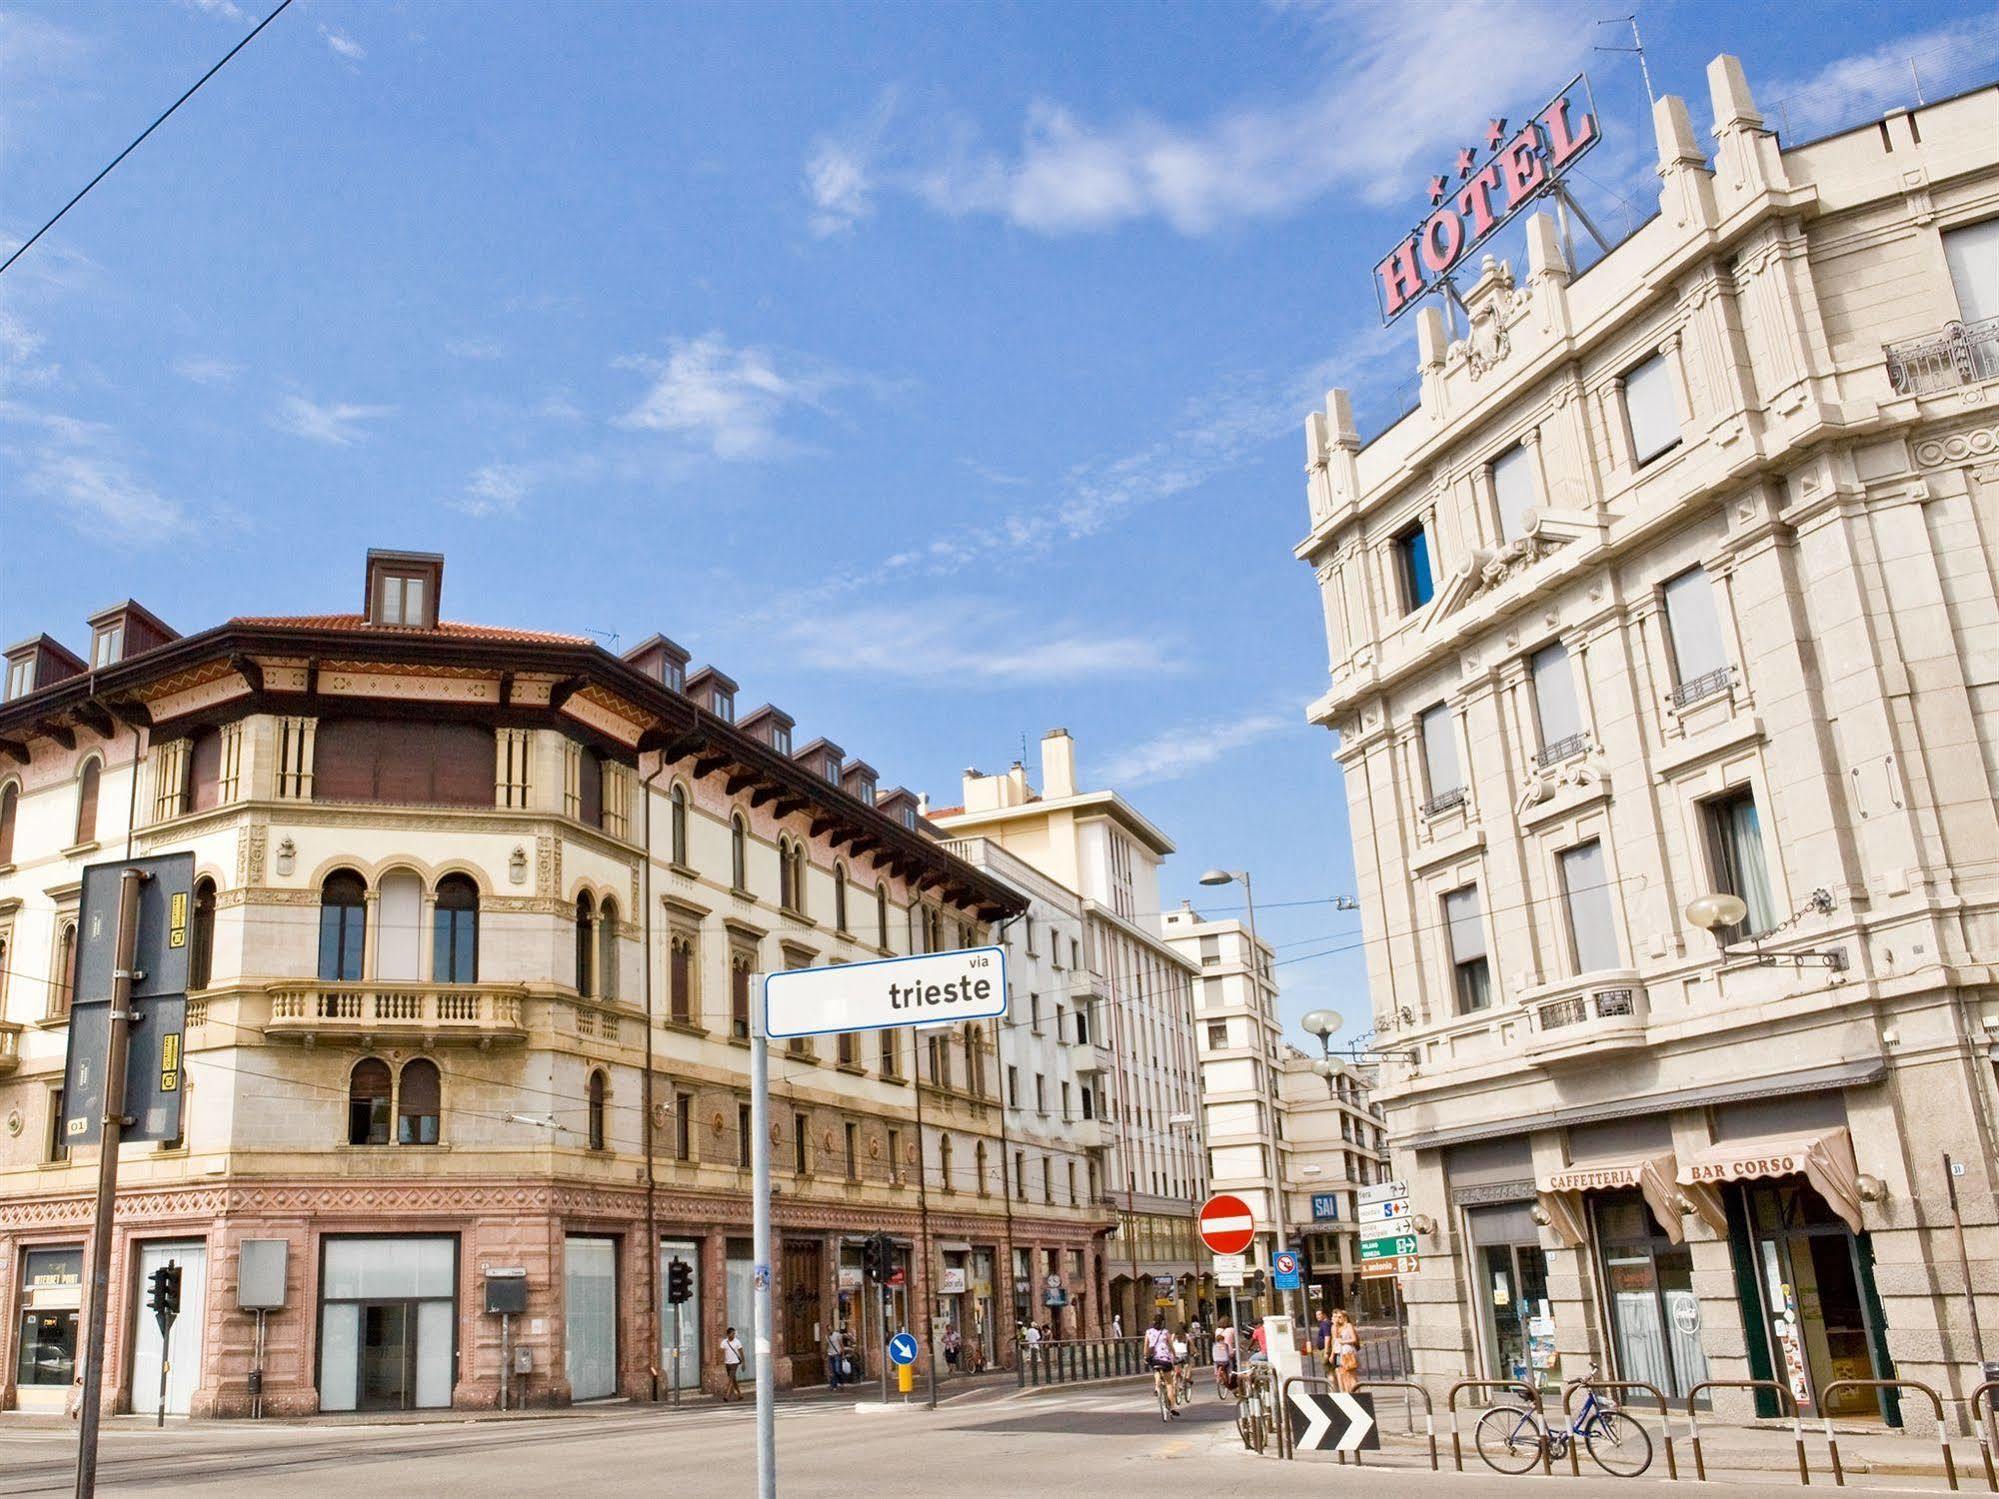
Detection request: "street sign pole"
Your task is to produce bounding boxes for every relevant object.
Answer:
[74,866,144,1499]
[751,975,776,1499]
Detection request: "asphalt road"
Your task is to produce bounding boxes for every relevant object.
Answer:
[0,1384,1956,1498]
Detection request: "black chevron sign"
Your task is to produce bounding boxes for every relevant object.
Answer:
[1288,1387,1379,1454]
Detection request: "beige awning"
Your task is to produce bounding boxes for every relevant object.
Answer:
[1535,1190,1589,1250]
[1677,1127,1862,1234]
[1538,1153,1683,1244]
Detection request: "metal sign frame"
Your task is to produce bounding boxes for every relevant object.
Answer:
[761,946,1007,1040]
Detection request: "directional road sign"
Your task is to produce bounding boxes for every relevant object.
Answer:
[1212,1253,1246,1288]
[887,1331,918,1367]
[1197,1193,1256,1256]
[1288,1387,1380,1454]
[1357,1178,1408,1205]
[1360,1233,1419,1260]
[1357,1197,1412,1225]
[763,948,1006,1040]
[1273,1249,1302,1291]
[1359,1255,1420,1280]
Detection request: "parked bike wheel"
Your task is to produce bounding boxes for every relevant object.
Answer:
[1584,1409,1652,1477]
[1238,1402,1267,1453]
[1474,1405,1547,1475]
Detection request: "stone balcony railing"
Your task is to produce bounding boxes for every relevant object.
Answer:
[1884,316,1999,397]
[265,982,530,1046]
[0,1022,20,1076]
[1521,971,1648,1066]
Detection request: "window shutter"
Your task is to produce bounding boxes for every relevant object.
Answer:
[1491,444,1538,541]
[187,728,224,813]
[1663,568,1728,684]
[74,761,100,844]
[1419,704,1461,794]
[1943,217,1999,323]
[1530,643,1583,745]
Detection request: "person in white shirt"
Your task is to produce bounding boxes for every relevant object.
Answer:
[826,1325,846,1388]
[720,1327,745,1400]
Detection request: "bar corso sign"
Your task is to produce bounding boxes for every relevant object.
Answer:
[1373,74,1600,324]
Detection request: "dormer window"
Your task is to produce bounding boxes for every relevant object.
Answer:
[773,725,792,754]
[378,572,427,626]
[823,755,840,783]
[4,658,29,700]
[901,806,916,829]
[711,688,734,721]
[91,623,123,667]
[664,660,684,692]
[363,550,443,629]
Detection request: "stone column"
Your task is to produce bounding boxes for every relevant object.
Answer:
[700,1229,727,1396]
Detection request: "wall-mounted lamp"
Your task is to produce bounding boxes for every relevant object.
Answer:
[1856,1174,1888,1204]
[1413,1214,1437,1236]
[1528,1203,1551,1227]
[1685,888,1847,971]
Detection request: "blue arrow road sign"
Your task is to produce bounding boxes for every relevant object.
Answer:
[888,1332,918,1367]
[1274,1249,1302,1291]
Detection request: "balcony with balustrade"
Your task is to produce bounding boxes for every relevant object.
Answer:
[264,982,530,1047]
[1884,316,1999,397]
[0,1022,19,1076]
[1520,971,1649,1066]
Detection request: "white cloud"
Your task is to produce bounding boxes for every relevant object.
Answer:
[171,354,240,385]
[272,393,393,445]
[456,462,532,518]
[445,336,505,361]
[179,0,248,21]
[1760,17,1999,141]
[615,333,867,461]
[807,0,1592,237]
[29,450,183,537]
[804,90,897,236]
[1098,711,1293,788]
[790,601,1174,684]
[319,24,365,61]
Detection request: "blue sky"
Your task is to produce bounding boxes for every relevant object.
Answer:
[4,0,1994,1048]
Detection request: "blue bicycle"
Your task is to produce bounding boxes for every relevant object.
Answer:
[1474,1364,1653,1477]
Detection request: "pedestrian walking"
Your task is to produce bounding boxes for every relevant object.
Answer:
[1111,1312,1123,1339]
[720,1326,745,1400]
[1330,1309,1360,1395]
[826,1324,845,1388]
[943,1325,961,1372]
[1024,1322,1042,1351]
[1313,1308,1332,1373]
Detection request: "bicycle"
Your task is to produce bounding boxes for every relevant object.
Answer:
[1151,1361,1182,1422]
[1474,1364,1653,1478]
[1236,1362,1272,1453]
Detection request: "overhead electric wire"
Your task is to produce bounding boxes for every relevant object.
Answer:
[0,0,297,280]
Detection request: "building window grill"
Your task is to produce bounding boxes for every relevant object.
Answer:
[1669,665,1732,709]
[1421,786,1466,818]
[1535,732,1589,768]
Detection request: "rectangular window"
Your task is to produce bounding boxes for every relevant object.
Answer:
[793,1112,809,1175]
[1419,703,1464,811]
[1663,567,1729,697]
[887,1129,902,1181]
[1703,788,1777,941]
[1396,523,1435,611]
[1623,353,1681,465]
[730,956,751,1039]
[1944,217,1999,323]
[1060,1080,1071,1118]
[879,1029,899,1077]
[1206,1020,1228,1048]
[92,625,122,667]
[837,1031,858,1067]
[47,1088,68,1163]
[674,1091,692,1162]
[1006,1065,1018,1108]
[1491,443,1538,542]
[1530,641,1585,762]
[1444,886,1491,1014]
[669,933,696,1025]
[1034,1075,1046,1114]
[5,658,30,700]
[1560,840,1621,973]
[844,1122,858,1180]
[737,1104,752,1169]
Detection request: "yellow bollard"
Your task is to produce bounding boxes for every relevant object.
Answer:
[897,1363,914,1394]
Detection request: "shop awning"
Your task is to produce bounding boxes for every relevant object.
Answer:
[1676,1127,1862,1234]
[1536,1153,1682,1245]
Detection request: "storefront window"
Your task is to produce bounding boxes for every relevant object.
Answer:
[14,1248,83,1391]
[1742,1183,1892,1422]
[1592,1192,1708,1400]
[1467,1203,1556,1394]
[318,1236,457,1412]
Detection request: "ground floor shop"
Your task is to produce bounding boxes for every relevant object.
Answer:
[0,1180,1106,1417]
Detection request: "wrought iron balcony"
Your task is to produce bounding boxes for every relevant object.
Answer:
[1522,975,1647,1066]
[1884,316,1999,397]
[1669,666,1731,709]
[1535,733,1589,769]
[1421,786,1467,818]
[0,1022,19,1076]
[266,982,528,1045]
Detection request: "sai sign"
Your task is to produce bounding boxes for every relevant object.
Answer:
[762,947,1006,1040]
[1373,74,1601,324]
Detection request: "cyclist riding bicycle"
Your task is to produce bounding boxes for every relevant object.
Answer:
[1171,1324,1193,1405]
[1211,1320,1238,1398]
[1144,1313,1180,1418]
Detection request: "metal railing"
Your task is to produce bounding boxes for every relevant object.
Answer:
[1422,786,1467,818]
[1014,1334,1214,1389]
[1446,1379,1549,1474]
[1972,1381,1997,1494]
[1670,666,1732,709]
[1535,732,1589,768]
[1822,1379,1956,1491]
[0,1021,19,1075]
[1561,1377,1679,1480]
[1885,316,1999,396]
[1279,1374,1438,1469]
[1686,1379,1809,1484]
[1536,987,1639,1031]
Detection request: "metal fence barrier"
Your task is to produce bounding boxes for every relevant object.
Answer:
[1686,1379,1809,1485]
[1821,1379,1956,1492]
[1277,1374,1438,1470]
[1015,1333,1216,1389]
[1971,1382,1997,1494]
[1446,1379,1548,1475]
[1562,1378,1679,1480]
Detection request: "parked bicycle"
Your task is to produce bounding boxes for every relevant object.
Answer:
[1475,1364,1652,1478]
[1236,1362,1274,1453]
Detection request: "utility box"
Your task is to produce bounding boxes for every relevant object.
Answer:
[484,1269,528,1316]
[238,1240,288,1311]
[513,1345,532,1374]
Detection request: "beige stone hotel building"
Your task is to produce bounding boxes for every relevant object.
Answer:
[1297,58,1999,1430]
[0,547,1150,1418]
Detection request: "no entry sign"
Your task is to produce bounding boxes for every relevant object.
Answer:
[1198,1193,1256,1257]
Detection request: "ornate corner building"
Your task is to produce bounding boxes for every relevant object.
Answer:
[1297,60,1999,1432]
[0,548,1136,1418]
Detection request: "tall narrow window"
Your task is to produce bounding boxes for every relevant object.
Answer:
[669,783,688,866]
[879,1028,898,1077]
[1491,443,1538,542]
[576,744,604,829]
[1560,840,1621,973]
[317,871,367,981]
[976,1141,990,1196]
[186,728,223,813]
[574,893,596,996]
[586,1070,608,1151]
[0,782,16,865]
[347,1058,391,1145]
[53,920,77,1017]
[938,1135,953,1193]
[833,864,848,932]
[845,1122,859,1181]
[1530,641,1585,762]
[1444,886,1491,1013]
[1703,788,1776,942]
[1943,217,1999,322]
[777,839,794,910]
[1663,567,1730,701]
[1395,523,1435,611]
[1419,704,1464,812]
[73,758,101,846]
[730,814,748,892]
[669,931,695,1025]
[1622,353,1681,465]
[731,952,752,1039]
[793,1111,809,1174]
[674,1090,692,1162]
[837,1030,858,1067]
[397,1059,440,1145]
[737,1102,752,1167]
[188,878,217,991]
[876,886,889,949]
[598,898,620,1002]
[432,874,479,984]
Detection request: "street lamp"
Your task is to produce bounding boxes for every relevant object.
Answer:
[1685,887,1847,970]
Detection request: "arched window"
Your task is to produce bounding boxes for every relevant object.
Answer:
[188,878,216,991]
[876,886,889,950]
[586,1070,607,1151]
[317,870,367,982]
[0,781,17,865]
[730,814,747,892]
[938,1134,954,1194]
[398,1059,440,1145]
[432,875,479,984]
[965,1025,983,1099]
[976,1140,990,1197]
[597,899,620,1002]
[74,758,101,845]
[348,1057,392,1145]
[833,864,848,933]
[669,784,688,866]
[791,843,807,918]
[776,838,794,911]
[574,893,595,996]
[52,920,77,1017]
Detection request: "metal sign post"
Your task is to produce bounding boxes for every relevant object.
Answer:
[672,1303,683,1409]
[751,974,776,1499]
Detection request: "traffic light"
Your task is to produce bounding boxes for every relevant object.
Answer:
[1247,1270,1267,1298]
[666,1258,693,1306]
[147,1262,183,1333]
[862,1232,887,1284]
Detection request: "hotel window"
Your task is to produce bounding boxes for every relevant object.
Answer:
[1530,641,1586,764]
[1702,787,1777,943]
[5,657,29,700]
[1395,522,1435,611]
[1060,1080,1071,1118]
[669,783,688,865]
[73,758,101,846]
[711,687,735,722]
[1006,1065,1019,1107]
[375,569,429,627]
[1034,1074,1046,1113]
[1622,353,1681,466]
[91,622,123,666]
[431,874,479,984]
[1418,704,1464,814]
[879,1028,900,1078]
[398,1059,440,1145]
[771,725,792,755]
[1443,886,1491,1013]
[1663,566,1731,705]
[837,1030,858,1067]
[1491,443,1538,542]
[1560,840,1621,973]
[347,1058,392,1145]
[1943,217,1999,322]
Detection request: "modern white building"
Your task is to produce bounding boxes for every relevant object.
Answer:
[932,733,1208,1330]
[1295,58,1999,1433]
[1276,1049,1391,1312]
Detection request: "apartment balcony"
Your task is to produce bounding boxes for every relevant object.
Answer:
[0,1022,19,1076]
[1884,316,1999,397]
[1076,1042,1113,1076]
[1521,972,1648,1066]
[265,982,529,1047]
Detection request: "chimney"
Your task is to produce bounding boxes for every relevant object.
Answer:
[1041,728,1078,798]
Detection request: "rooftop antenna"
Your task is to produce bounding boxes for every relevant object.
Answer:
[1596,15,1657,107]
[580,626,621,652]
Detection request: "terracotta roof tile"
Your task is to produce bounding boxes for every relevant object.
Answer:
[231,613,590,645]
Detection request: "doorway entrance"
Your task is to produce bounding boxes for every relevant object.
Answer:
[1590,1193,1708,1400]
[131,1242,208,1416]
[564,1236,618,1401]
[318,1236,456,1412]
[782,1240,825,1385]
[1467,1202,1556,1395]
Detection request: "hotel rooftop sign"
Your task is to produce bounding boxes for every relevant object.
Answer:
[1374,74,1601,325]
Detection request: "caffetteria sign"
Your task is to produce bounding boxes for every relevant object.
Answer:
[1373,74,1601,325]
